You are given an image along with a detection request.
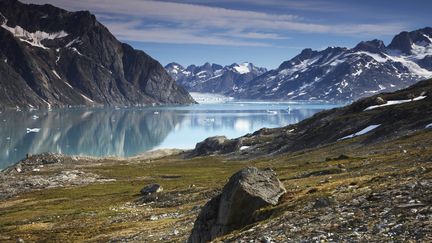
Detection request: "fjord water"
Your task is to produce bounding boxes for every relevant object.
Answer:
[0,102,341,169]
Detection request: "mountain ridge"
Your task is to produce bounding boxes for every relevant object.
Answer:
[167,27,432,102]
[0,0,195,109]
[165,62,267,95]
[231,27,432,101]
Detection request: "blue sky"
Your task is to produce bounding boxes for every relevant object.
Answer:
[25,0,432,69]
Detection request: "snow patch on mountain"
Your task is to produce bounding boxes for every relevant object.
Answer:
[233,62,251,74]
[339,124,381,140]
[364,95,427,110]
[1,12,68,49]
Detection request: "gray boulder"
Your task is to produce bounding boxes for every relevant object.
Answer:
[188,167,286,243]
[189,136,241,157]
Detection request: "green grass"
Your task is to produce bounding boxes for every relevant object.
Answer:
[0,130,431,242]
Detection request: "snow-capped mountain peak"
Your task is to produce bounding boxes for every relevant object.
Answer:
[233,62,252,74]
[165,62,267,94]
[231,27,432,101]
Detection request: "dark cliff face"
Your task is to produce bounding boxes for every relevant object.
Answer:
[0,0,195,109]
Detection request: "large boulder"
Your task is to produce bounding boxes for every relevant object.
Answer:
[188,167,286,243]
[189,136,241,157]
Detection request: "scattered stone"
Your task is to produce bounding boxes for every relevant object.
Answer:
[313,197,332,208]
[326,154,350,161]
[188,167,286,243]
[375,96,386,105]
[307,188,319,194]
[140,184,163,196]
[261,235,275,243]
[336,154,350,160]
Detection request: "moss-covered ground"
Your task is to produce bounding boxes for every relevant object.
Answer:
[0,130,431,242]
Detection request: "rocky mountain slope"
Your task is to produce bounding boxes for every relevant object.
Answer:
[0,0,195,109]
[0,79,431,242]
[165,62,266,95]
[189,78,432,157]
[232,28,432,101]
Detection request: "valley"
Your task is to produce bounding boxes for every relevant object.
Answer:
[0,0,431,242]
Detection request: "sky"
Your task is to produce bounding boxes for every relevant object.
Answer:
[23,0,432,69]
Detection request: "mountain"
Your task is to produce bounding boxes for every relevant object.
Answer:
[232,27,432,101]
[165,62,267,95]
[0,0,195,109]
[189,78,432,157]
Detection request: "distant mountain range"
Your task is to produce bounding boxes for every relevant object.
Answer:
[0,0,194,109]
[165,62,267,94]
[168,28,432,101]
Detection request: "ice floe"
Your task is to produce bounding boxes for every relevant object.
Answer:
[26,128,41,133]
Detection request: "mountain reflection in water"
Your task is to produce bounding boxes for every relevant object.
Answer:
[0,102,341,168]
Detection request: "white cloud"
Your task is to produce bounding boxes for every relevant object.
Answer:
[107,20,271,46]
[23,0,407,46]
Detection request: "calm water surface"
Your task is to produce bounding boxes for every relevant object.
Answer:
[0,101,342,168]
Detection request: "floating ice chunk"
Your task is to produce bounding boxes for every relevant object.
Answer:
[339,124,381,140]
[32,115,39,120]
[239,146,250,150]
[364,96,427,111]
[26,128,41,133]
[154,111,159,115]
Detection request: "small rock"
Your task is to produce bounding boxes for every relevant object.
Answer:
[307,188,318,194]
[336,154,350,160]
[261,235,275,243]
[314,197,332,208]
[375,96,386,105]
[140,184,163,196]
